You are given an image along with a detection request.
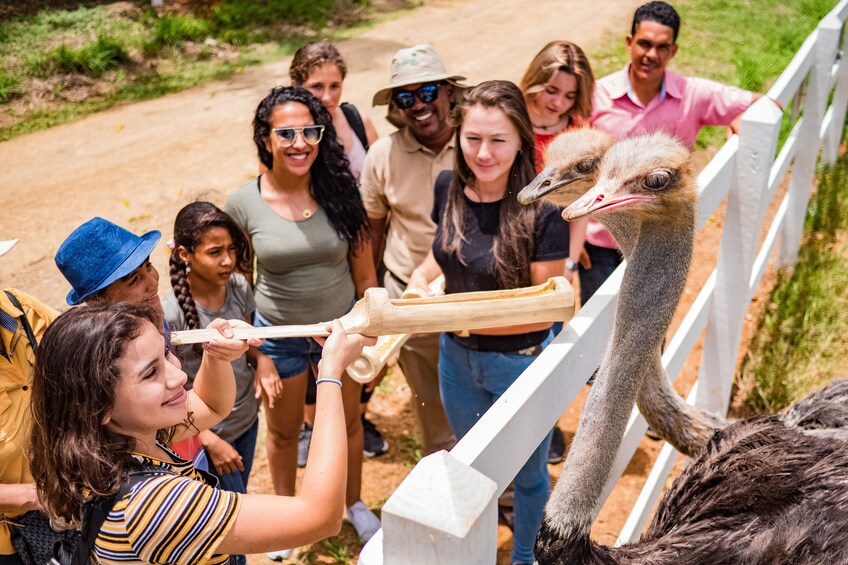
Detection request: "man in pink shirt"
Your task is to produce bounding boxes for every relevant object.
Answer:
[572,1,762,307]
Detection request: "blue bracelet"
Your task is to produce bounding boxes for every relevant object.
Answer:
[315,377,343,388]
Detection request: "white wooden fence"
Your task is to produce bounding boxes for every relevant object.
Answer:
[360,2,848,562]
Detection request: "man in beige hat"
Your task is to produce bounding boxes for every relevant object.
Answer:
[0,239,59,563]
[359,44,467,454]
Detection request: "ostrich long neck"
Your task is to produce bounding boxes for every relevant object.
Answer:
[606,212,724,457]
[546,203,713,544]
[605,214,726,457]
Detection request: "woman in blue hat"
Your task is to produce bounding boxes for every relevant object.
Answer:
[55,217,166,326]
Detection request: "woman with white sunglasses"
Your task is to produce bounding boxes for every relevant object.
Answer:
[224,86,379,559]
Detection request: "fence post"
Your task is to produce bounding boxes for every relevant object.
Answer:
[824,19,848,164]
[378,450,498,565]
[779,19,841,265]
[696,98,782,415]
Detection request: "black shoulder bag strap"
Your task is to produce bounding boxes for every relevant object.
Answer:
[340,102,369,151]
[58,466,175,565]
[4,291,38,350]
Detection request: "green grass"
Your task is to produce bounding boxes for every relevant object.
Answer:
[37,35,131,77]
[149,14,211,51]
[0,0,414,140]
[737,152,848,413]
[0,68,17,102]
[320,538,356,564]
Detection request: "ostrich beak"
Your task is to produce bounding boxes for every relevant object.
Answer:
[562,180,656,220]
[517,168,590,206]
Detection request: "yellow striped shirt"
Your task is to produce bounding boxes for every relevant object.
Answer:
[94,445,241,565]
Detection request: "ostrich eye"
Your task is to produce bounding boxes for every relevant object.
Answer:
[575,158,597,174]
[642,169,673,191]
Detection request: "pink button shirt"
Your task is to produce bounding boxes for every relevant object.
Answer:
[591,65,754,147]
[585,65,753,248]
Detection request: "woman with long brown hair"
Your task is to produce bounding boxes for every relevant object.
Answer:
[28,302,372,564]
[520,40,594,173]
[407,80,568,565]
[520,40,597,464]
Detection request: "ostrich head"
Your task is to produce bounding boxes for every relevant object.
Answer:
[517,128,613,208]
[562,132,696,225]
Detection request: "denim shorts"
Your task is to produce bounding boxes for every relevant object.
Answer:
[254,310,323,379]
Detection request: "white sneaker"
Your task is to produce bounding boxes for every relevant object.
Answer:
[265,548,292,561]
[345,500,381,543]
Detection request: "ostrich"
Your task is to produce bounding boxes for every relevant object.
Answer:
[519,131,848,564]
[520,129,724,458]
[522,128,614,208]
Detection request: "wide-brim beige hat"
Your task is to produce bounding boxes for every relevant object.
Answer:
[0,239,18,258]
[373,44,468,106]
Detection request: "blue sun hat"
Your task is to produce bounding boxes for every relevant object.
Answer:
[55,217,161,306]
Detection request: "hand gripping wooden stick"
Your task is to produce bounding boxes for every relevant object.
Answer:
[169,276,574,347]
[346,275,446,384]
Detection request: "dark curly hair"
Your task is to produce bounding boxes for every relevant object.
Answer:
[170,201,252,354]
[632,1,680,42]
[253,86,370,250]
[29,303,186,525]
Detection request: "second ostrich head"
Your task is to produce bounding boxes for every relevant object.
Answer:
[562,131,696,226]
[518,128,613,208]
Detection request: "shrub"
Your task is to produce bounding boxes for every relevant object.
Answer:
[42,35,130,77]
[154,14,209,47]
[0,69,18,102]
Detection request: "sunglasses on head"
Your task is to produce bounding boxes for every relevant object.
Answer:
[391,83,441,110]
[271,125,325,147]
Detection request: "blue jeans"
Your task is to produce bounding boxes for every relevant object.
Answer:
[254,311,323,378]
[207,418,259,494]
[579,242,623,305]
[438,333,553,565]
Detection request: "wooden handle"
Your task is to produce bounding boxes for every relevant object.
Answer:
[346,275,446,383]
[169,276,574,346]
[171,323,330,345]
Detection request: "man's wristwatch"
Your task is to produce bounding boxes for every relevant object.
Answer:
[566,259,579,272]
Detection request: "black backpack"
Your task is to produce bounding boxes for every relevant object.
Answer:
[340,102,369,151]
[11,464,180,565]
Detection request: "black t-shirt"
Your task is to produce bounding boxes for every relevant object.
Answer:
[431,171,569,352]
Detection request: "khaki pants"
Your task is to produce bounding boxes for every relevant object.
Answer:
[383,272,456,454]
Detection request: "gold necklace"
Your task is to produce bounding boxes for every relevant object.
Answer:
[264,174,314,219]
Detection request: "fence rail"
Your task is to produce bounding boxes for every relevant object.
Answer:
[360,2,848,561]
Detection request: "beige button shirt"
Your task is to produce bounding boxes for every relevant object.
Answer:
[359,126,456,282]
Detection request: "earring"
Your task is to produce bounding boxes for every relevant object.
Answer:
[184,263,191,274]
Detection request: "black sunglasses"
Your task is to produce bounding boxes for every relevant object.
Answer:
[391,83,441,110]
[271,125,325,147]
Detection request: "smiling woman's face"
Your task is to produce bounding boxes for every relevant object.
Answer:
[265,102,320,178]
[104,321,188,445]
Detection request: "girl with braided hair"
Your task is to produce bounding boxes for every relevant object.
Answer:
[163,202,282,556]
